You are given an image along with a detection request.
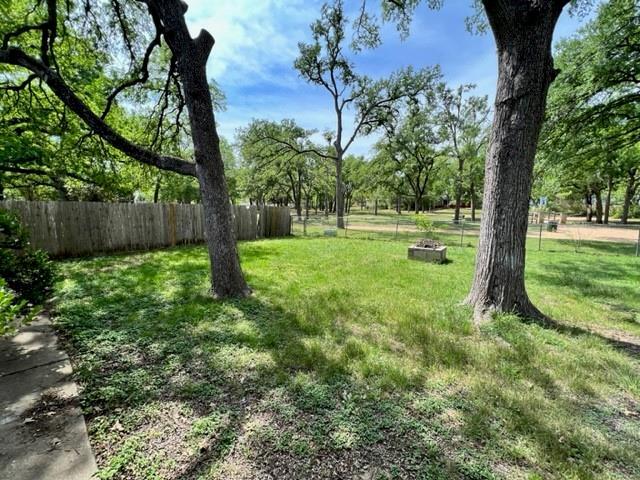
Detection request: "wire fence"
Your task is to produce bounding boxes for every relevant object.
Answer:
[290,213,640,257]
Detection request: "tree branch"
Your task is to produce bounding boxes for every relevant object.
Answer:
[252,134,335,162]
[2,23,48,50]
[101,26,163,119]
[0,46,196,177]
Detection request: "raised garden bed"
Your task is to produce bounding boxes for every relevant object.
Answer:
[408,239,447,263]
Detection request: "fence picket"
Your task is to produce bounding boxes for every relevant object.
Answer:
[0,201,291,257]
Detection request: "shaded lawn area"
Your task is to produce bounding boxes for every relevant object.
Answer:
[54,238,640,479]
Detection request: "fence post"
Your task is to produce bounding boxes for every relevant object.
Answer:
[395,217,399,240]
[344,215,349,238]
[538,221,543,251]
[303,215,307,236]
[636,228,640,257]
[460,219,465,247]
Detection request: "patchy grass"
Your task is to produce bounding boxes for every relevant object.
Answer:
[54,237,640,479]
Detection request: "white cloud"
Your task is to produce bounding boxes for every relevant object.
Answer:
[184,0,404,156]
[184,0,591,161]
[185,0,319,87]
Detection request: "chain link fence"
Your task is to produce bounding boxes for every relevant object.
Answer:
[290,213,640,257]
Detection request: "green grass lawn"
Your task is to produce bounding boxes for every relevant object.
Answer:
[54,237,640,479]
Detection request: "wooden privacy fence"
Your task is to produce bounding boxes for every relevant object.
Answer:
[0,201,291,257]
[258,206,293,238]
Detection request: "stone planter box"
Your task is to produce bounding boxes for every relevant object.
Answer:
[408,244,447,263]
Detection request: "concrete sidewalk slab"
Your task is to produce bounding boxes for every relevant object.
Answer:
[0,316,97,480]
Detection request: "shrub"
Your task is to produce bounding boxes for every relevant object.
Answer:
[0,208,29,249]
[414,215,437,239]
[0,279,36,335]
[0,248,57,304]
[0,209,56,334]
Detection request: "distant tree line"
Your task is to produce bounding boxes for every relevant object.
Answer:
[536,0,640,224]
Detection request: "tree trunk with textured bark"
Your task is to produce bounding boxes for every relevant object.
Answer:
[295,197,303,220]
[335,153,345,228]
[465,1,566,321]
[153,0,249,298]
[470,180,477,222]
[0,0,249,299]
[153,175,161,203]
[454,172,463,222]
[604,176,613,224]
[594,189,603,224]
[585,192,593,222]
[621,168,638,224]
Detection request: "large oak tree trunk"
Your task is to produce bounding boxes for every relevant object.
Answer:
[335,156,345,228]
[585,192,593,222]
[594,189,603,224]
[295,196,303,220]
[604,176,613,224]
[470,180,477,222]
[155,0,249,298]
[621,168,638,225]
[454,170,463,221]
[466,2,565,321]
[153,175,161,203]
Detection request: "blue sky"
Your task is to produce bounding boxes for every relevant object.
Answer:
[185,1,592,157]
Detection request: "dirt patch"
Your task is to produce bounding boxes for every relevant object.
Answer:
[529,224,640,244]
[589,326,640,359]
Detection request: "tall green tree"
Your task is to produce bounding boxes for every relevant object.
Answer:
[237,119,329,217]
[0,18,151,201]
[543,0,640,224]
[436,85,489,222]
[374,88,446,214]
[371,147,411,213]
[0,0,248,297]
[383,0,594,321]
[294,0,438,228]
[342,155,369,214]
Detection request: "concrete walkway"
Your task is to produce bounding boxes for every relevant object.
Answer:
[0,314,97,479]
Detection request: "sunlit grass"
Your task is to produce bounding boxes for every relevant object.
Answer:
[55,237,640,479]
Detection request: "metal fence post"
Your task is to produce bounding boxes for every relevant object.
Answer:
[538,221,543,251]
[636,228,640,257]
[344,215,349,238]
[460,219,465,247]
[395,217,399,240]
[303,215,307,236]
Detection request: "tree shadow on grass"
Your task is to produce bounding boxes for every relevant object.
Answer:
[543,239,638,256]
[454,313,640,480]
[527,254,640,359]
[529,255,639,312]
[56,250,488,479]
[53,246,640,479]
[532,316,640,360]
